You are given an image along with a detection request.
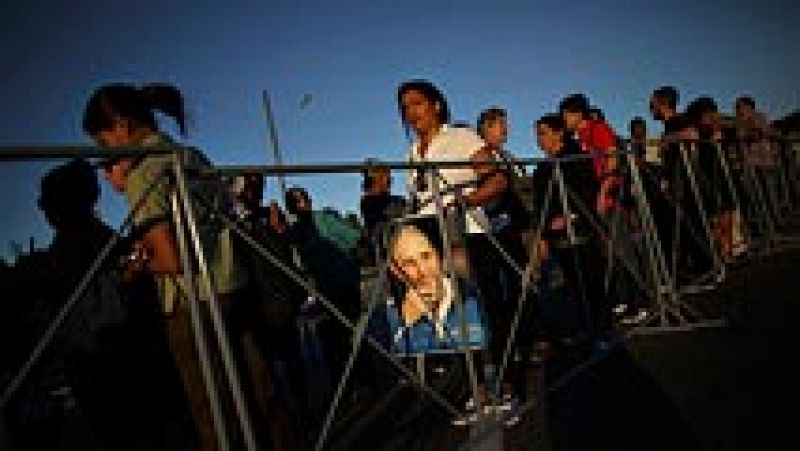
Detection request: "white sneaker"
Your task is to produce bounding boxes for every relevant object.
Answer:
[496,394,514,412]
[613,303,628,315]
[503,413,521,427]
[621,309,650,325]
[464,397,476,410]
[715,267,726,284]
[452,398,481,426]
[451,414,469,427]
[502,400,521,427]
[681,282,716,294]
[451,408,477,427]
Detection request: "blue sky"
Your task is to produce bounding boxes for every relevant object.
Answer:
[1,0,798,260]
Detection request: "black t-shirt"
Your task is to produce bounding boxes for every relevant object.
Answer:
[530,138,600,242]
[360,193,405,240]
[480,147,534,234]
[662,113,688,184]
[663,114,687,135]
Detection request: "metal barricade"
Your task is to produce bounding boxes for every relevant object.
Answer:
[1,137,798,449]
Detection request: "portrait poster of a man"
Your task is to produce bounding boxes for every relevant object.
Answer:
[385,218,487,355]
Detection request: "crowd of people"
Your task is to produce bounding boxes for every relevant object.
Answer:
[0,79,798,450]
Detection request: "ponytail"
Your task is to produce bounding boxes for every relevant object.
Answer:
[83,82,188,137]
[140,84,187,137]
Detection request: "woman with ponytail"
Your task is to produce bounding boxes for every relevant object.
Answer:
[83,83,250,451]
[83,83,186,276]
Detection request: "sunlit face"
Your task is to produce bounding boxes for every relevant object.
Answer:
[561,110,583,131]
[735,101,753,120]
[536,123,563,156]
[482,118,508,148]
[400,89,441,137]
[372,169,391,193]
[631,123,647,140]
[93,118,135,148]
[701,110,719,129]
[101,158,135,193]
[649,96,666,121]
[293,192,310,212]
[241,174,264,206]
[391,226,443,299]
[268,201,286,233]
[92,118,138,193]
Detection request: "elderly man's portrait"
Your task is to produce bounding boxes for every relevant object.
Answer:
[386,220,486,355]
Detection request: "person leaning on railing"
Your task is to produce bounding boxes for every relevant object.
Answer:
[475,105,535,406]
[82,83,252,451]
[685,96,735,264]
[530,113,608,343]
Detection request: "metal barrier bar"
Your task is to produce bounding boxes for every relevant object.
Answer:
[2,138,798,450]
[213,207,461,417]
[0,145,180,161]
[314,236,392,451]
[429,165,484,424]
[173,152,258,451]
[494,176,555,402]
[171,188,231,450]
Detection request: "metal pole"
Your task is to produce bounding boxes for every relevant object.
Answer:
[432,172,524,279]
[201,152,606,176]
[262,90,288,203]
[554,162,577,247]
[678,143,723,277]
[0,232,121,411]
[565,188,651,300]
[745,162,777,250]
[172,152,258,451]
[625,153,676,327]
[714,141,750,254]
[553,160,595,334]
[495,176,555,401]
[171,189,231,451]
[429,167,484,422]
[314,235,392,451]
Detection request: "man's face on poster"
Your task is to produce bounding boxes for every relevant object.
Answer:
[391,226,444,303]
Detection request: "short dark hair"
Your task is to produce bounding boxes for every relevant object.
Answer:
[477,107,507,135]
[39,159,100,213]
[451,121,472,129]
[736,96,756,109]
[558,94,590,115]
[652,86,679,109]
[362,160,390,191]
[536,113,565,131]
[396,79,451,126]
[285,186,311,213]
[685,96,718,125]
[630,116,646,131]
[588,107,605,121]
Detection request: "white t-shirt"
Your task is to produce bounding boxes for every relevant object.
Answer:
[406,125,487,234]
[644,139,662,165]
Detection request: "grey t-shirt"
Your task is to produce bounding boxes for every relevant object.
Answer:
[123,134,247,312]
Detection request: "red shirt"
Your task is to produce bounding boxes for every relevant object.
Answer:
[576,119,616,177]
